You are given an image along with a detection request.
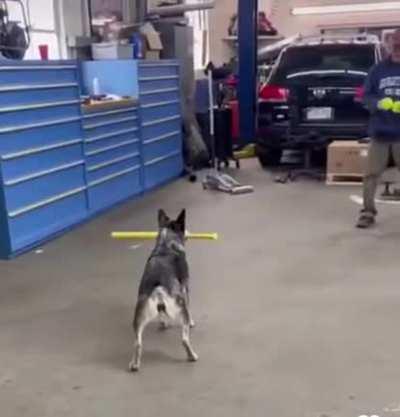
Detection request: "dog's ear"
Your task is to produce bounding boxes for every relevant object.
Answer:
[158,209,170,228]
[175,209,186,233]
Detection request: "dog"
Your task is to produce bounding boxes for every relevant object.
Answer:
[129,209,198,372]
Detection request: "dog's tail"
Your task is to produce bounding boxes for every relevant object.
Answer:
[153,285,167,314]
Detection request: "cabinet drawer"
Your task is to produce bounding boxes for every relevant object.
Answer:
[0,64,78,85]
[140,89,180,106]
[88,166,142,213]
[84,119,138,140]
[86,144,140,170]
[85,129,140,154]
[0,119,82,155]
[82,108,138,128]
[9,189,87,252]
[0,85,79,107]
[0,102,81,128]
[141,116,181,142]
[1,141,83,181]
[4,163,86,214]
[143,131,181,163]
[141,101,180,122]
[139,77,179,93]
[138,64,179,78]
[144,151,183,190]
[86,154,141,184]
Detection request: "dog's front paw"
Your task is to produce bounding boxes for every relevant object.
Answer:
[129,361,140,372]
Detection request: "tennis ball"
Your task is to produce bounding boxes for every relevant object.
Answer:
[392,101,400,114]
[378,97,394,111]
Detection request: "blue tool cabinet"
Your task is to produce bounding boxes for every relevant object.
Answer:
[82,101,142,214]
[0,59,184,259]
[138,61,183,191]
[0,61,87,258]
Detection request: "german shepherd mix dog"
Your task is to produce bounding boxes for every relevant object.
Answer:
[129,209,198,372]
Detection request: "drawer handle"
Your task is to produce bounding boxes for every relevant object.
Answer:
[88,152,139,172]
[82,106,138,119]
[140,87,179,96]
[0,82,78,93]
[0,116,82,134]
[145,150,181,167]
[141,100,179,109]
[1,139,82,160]
[0,99,80,114]
[142,115,180,128]
[8,186,86,219]
[86,138,139,157]
[139,63,179,68]
[84,115,138,130]
[143,130,180,145]
[5,160,85,186]
[88,165,140,188]
[0,65,76,71]
[139,75,179,81]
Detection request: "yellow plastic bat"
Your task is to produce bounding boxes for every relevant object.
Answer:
[111,231,219,241]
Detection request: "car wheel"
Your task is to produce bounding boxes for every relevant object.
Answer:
[256,146,283,167]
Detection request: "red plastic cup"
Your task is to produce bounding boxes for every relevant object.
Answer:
[38,44,49,60]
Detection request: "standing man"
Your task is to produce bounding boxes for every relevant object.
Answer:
[357,29,400,228]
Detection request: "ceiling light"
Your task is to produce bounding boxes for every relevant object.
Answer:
[292,2,400,15]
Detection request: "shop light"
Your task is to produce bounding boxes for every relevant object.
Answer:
[292,2,400,16]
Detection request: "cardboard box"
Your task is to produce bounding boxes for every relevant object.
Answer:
[140,22,163,60]
[327,140,370,176]
[145,50,161,60]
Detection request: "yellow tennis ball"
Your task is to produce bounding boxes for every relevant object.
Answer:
[378,97,394,111]
[392,101,400,114]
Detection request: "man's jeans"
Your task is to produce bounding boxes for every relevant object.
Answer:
[363,140,400,217]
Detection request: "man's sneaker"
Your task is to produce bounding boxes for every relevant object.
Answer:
[356,214,376,229]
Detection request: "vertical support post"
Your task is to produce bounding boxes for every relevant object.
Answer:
[135,0,148,22]
[238,0,258,144]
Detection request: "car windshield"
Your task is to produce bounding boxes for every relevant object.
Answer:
[273,44,375,84]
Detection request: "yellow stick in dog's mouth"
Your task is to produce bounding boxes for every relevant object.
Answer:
[111,232,219,241]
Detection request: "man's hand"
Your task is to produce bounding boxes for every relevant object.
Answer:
[392,101,400,114]
[378,97,395,111]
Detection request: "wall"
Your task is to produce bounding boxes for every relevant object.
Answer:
[61,0,91,38]
[208,0,274,65]
[272,0,400,36]
[8,0,60,59]
[208,0,399,65]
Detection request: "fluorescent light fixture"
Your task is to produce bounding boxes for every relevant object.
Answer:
[292,2,400,15]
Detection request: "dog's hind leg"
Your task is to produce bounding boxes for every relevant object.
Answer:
[129,298,157,372]
[183,284,195,328]
[179,297,198,362]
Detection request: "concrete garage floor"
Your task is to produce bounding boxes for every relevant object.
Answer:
[1,160,400,417]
